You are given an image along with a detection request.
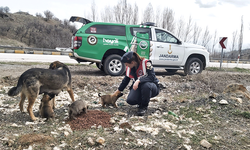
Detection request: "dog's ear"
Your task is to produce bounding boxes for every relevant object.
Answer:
[49,61,67,69]
[49,62,56,69]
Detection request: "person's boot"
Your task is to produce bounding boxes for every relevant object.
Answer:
[137,107,147,116]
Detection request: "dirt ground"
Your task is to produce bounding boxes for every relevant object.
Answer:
[0,62,250,150]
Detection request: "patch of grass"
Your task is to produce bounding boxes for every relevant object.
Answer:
[239,137,250,145]
[232,67,250,73]
[179,106,204,121]
[0,61,49,66]
[206,67,221,71]
[173,94,196,102]
[190,135,200,145]
[3,100,16,105]
[233,110,250,119]
[206,67,250,73]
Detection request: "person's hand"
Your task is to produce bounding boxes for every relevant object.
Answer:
[133,80,140,90]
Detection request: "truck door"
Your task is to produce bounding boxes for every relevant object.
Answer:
[135,32,150,59]
[127,27,152,59]
[151,29,185,66]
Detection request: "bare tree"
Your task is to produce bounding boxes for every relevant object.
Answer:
[0,23,12,36]
[62,19,70,29]
[113,0,127,23]
[175,16,185,39]
[231,30,238,51]
[101,6,114,22]
[3,6,10,13]
[0,6,10,13]
[193,23,202,44]
[142,3,155,23]
[122,0,128,24]
[36,13,43,18]
[91,0,97,21]
[201,26,212,50]
[183,15,193,42]
[125,3,137,25]
[131,3,138,24]
[161,7,175,33]
[211,30,218,55]
[238,15,244,58]
[44,10,54,21]
[126,3,133,24]
[155,6,162,27]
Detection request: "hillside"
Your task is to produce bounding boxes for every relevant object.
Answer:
[0,11,77,49]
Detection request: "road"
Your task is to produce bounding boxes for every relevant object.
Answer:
[0,53,78,64]
[0,53,250,69]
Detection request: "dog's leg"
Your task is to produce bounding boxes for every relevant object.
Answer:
[27,96,37,121]
[100,98,105,108]
[19,92,26,112]
[51,97,56,109]
[113,102,118,108]
[67,88,75,101]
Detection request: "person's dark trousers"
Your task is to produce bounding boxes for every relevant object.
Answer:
[126,82,159,108]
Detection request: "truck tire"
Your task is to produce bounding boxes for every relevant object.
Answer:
[184,57,203,75]
[96,63,104,71]
[104,54,125,76]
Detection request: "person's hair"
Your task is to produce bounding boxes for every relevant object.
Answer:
[130,52,144,64]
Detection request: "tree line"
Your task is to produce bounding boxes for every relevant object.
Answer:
[0,1,247,59]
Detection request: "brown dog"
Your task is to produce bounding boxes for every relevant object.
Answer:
[39,93,55,120]
[68,100,88,120]
[8,61,74,121]
[223,83,250,99]
[49,61,75,108]
[98,91,123,108]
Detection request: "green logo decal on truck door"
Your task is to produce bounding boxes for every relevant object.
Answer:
[139,41,148,50]
[87,35,97,45]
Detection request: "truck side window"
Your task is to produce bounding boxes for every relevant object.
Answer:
[85,25,126,36]
[130,27,152,40]
[155,29,178,43]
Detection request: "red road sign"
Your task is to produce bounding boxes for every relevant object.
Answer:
[219,37,227,49]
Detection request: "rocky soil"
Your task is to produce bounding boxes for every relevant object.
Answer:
[0,62,250,150]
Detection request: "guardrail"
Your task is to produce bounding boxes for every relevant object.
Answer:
[1,45,250,64]
[210,58,250,64]
[0,45,73,56]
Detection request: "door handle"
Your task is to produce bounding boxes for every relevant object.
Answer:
[157,45,163,48]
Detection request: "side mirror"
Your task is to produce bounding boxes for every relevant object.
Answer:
[177,40,182,45]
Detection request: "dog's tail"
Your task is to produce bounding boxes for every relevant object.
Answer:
[8,77,23,96]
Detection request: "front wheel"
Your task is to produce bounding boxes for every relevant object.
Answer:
[104,54,125,76]
[184,58,203,75]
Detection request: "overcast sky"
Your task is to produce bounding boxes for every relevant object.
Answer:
[1,0,250,51]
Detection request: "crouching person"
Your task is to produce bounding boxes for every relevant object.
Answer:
[114,51,160,116]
